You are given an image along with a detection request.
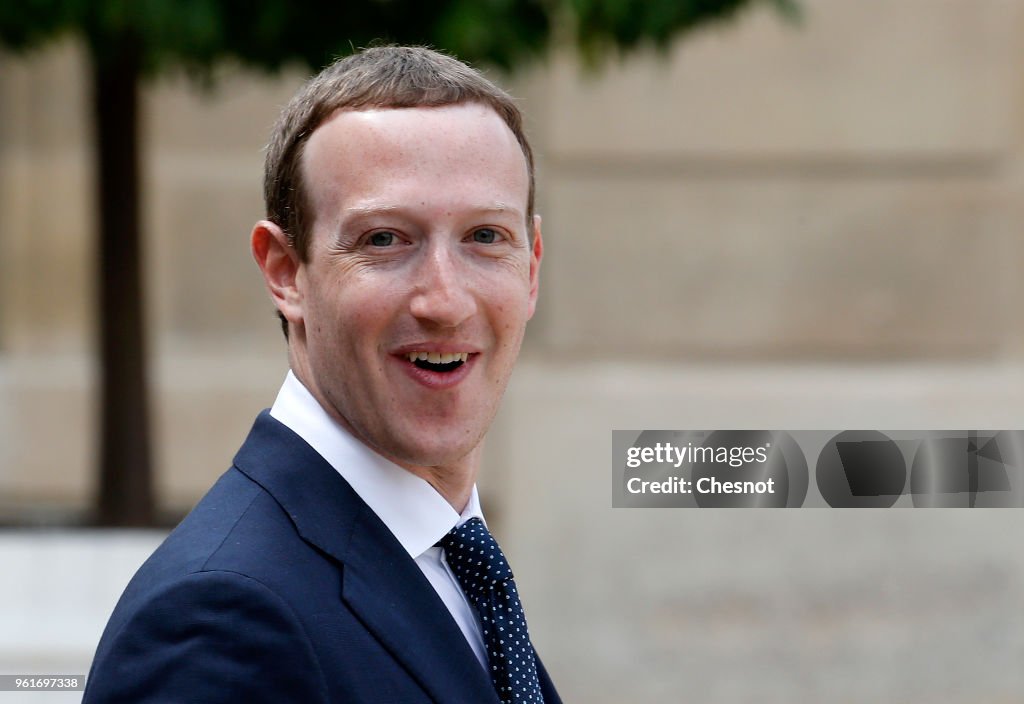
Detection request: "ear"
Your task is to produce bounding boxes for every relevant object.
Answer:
[527,214,543,320]
[251,220,304,331]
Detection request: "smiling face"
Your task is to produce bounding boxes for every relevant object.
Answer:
[284,103,541,476]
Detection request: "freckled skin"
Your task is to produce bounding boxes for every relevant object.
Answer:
[253,104,543,510]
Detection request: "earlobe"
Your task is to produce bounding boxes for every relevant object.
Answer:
[251,220,304,327]
[527,214,543,319]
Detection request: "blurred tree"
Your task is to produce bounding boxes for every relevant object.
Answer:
[0,0,798,526]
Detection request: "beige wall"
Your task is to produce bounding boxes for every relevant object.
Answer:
[3,2,1024,701]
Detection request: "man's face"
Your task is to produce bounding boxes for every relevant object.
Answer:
[291,103,541,471]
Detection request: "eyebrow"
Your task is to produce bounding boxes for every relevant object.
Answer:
[344,204,403,218]
[475,202,522,216]
[344,203,524,219]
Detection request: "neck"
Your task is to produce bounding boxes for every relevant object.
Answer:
[396,448,482,514]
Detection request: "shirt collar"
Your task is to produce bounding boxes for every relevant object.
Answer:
[269,370,484,559]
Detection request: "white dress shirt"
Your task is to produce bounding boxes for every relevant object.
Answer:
[269,370,489,668]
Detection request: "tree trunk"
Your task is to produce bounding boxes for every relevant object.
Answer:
[91,39,154,526]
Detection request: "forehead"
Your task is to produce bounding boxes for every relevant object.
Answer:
[301,104,529,219]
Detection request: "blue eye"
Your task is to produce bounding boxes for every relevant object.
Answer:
[472,228,499,244]
[368,231,395,247]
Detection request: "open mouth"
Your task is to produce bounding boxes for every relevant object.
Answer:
[404,351,469,373]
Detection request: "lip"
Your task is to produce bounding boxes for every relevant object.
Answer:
[391,343,482,356]
[391,351,478,390]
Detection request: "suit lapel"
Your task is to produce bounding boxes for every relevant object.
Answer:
[343,507,499,704]
[233,411,498,704]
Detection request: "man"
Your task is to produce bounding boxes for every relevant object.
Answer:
[83,46,559,704]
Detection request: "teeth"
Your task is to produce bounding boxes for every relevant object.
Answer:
[405,351,469,364]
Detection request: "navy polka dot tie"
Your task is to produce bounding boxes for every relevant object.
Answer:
[439,517,545,704]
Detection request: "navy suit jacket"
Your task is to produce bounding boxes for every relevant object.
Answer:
[84,411,562,703]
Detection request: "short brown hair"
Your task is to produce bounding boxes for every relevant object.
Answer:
[263,46,535,336]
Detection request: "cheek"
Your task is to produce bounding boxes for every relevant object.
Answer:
[489,300,532,349]
[308,270,392,325]
[476,261,532,305]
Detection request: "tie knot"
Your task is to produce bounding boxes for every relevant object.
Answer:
[439,517,513,598]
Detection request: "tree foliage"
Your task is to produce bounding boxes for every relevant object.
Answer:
[0,0,798,74]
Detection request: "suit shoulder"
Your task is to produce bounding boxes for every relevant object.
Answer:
[108,464,329,610]
[84,569,329,703]
[128,467,267,581]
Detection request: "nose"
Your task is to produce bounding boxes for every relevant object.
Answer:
[408,242,477,328]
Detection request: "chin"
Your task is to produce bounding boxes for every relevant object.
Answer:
[401,445,476,470]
